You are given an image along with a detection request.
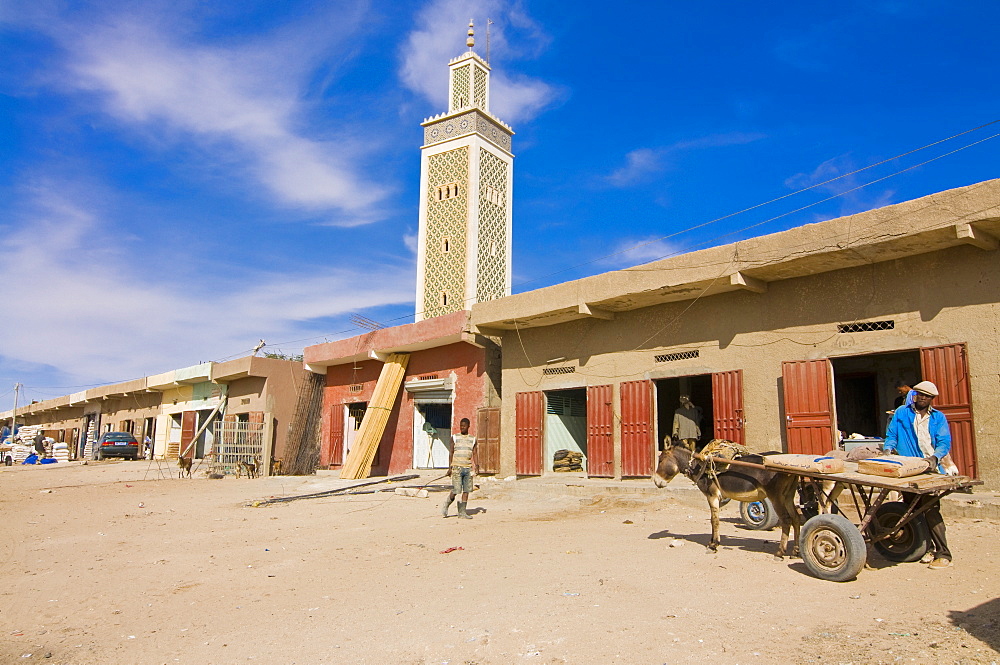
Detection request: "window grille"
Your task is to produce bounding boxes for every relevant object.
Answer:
[546,393,586,417]
[348,384,363,394]
[654,350,700,363]
[837,320,895,333]
[542,366,576,375]
[419,375,438,380]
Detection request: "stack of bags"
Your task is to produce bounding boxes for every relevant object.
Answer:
[52,442,70,462]
[553,449,584,472]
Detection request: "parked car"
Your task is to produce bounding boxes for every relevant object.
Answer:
[96,432,140,460]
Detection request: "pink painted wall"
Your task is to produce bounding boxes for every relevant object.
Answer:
[319,341,488,476]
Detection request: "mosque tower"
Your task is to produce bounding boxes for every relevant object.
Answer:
[414,21,514,321]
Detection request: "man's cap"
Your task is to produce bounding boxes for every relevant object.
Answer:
[912,381,939,397]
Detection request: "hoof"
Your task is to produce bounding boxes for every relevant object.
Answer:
[772,554,785,562]
[705,545,719,554]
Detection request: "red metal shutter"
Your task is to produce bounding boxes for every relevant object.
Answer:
[515,391,543,476]
[324,405,345,469]
[180,410,197,460]
[586,385,614,478]
[476,407,501,474]
[712,370,745,445]
[782,360,836,455]
[920,343,977,478]
[620,380,654,477]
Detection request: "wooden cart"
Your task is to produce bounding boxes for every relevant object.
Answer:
[711,454,983,582]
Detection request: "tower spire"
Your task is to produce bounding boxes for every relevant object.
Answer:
[466,20,475,49]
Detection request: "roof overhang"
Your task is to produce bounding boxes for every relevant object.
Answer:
[471,180,1000,332]
[304,310,486,370]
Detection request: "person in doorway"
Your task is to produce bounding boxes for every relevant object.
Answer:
[441,418,476,519]
[144,435,153,460]
[892,382,913,409]
[884,380,953,569]
[672,395,702,451]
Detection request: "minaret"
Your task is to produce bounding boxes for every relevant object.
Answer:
[414,21,514,321]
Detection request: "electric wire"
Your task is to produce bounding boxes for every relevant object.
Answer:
[7,120,1000,398]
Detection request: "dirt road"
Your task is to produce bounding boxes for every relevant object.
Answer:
[1,461,997,664]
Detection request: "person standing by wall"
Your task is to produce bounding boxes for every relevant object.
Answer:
[441,418,476,519]
[884,380,953,569]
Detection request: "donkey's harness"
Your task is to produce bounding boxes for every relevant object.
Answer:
[685,439,749,485]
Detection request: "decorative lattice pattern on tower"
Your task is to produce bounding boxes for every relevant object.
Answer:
[451,64,471,110]
[473,66,487,109]
[423,146,469,318]
[476,148,508,303]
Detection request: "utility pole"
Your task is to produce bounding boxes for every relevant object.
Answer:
[9,383,21,443]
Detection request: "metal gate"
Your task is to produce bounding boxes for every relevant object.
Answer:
[210,420,265,476]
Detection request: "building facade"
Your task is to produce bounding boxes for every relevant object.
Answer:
[303,311,500,476]
[1,356,307,473]
[469,180,1000,488]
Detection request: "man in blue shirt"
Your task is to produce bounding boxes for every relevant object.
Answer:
[884,380,952,569]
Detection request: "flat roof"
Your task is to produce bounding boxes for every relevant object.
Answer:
[471,179,1000,332]
[303,310,483,370]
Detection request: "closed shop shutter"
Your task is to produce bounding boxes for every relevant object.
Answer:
[180,410,197,460]
[324,405,345,469]
[712,370,745,445]
[920,343,977,478]
[620,380,653,477]
[782,360,836,455]
[515,391,543,476]
[586,385,614,478]
[476,407,501,474]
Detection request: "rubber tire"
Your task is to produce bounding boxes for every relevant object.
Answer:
[800,513,867,582]
[869,501,931,563]
[739,499,780,530]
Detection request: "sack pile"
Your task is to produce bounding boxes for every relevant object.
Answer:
[553,449,584,472]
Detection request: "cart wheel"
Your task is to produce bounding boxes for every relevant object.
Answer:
[739,499,779,530]
[800,513,867,582]
[868,501,930,563]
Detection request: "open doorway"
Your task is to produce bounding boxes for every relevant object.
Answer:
[195,409,218,458]
[343,402,367,465]
[831,350,920,439]
[543,388,587,473]
[413,402,452,469]
[654,375,714,452]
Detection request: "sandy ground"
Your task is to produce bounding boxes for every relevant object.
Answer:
[0,460,998,665]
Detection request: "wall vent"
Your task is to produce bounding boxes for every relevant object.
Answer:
[838,320,895,333]
[348,384,364,393]
[419,375,439,380]
[542,366,576,375]
[655,350,700,363]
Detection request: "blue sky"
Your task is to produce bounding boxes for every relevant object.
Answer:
[2,0,998,410]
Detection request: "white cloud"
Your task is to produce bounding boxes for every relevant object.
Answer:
[0,184,414,384]
[785,155,896,216]
[12,3,388,223]
[399,0,559,124]
[598,237,681,269]
[605,148,668,187]
[604,133,766,188]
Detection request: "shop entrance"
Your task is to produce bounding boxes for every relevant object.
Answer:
[654,375,714,452]
[543,388,587,473]
[783,343,976,477]
[413,403,452,469]
[830,351,920,439]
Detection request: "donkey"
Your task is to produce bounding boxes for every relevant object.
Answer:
[653,444,801,558]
